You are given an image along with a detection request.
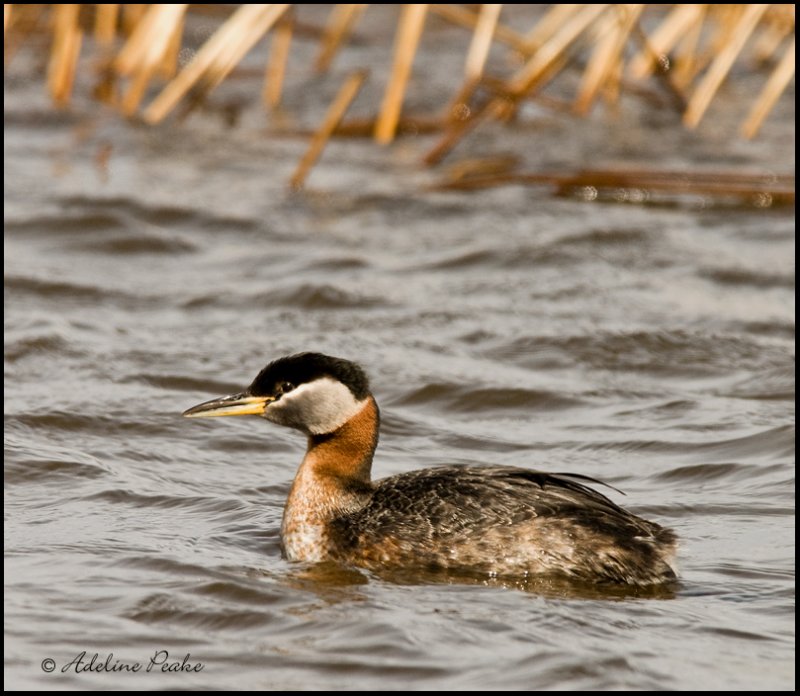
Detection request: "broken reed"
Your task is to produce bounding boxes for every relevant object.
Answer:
[4,4,796,196]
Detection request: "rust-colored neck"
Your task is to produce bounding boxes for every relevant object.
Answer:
[281,397,379,560]
[303,396,379,486]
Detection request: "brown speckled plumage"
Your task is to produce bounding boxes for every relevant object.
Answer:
[327,465,677,585]
[185,353,678,587]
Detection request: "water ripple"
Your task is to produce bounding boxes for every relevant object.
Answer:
[392,382,583,412]
[484,330,793,375]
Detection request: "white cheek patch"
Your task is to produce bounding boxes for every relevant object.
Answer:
[265,377,367,434]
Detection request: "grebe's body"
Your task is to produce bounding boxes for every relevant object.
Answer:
[184,353,677,586]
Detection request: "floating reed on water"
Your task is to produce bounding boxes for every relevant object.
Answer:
[4,4,795,195]
[431,164,794,207]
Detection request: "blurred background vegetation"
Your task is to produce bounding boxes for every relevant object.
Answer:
[4,4,795,200]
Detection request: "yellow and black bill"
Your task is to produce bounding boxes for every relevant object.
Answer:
[182,392,274,418]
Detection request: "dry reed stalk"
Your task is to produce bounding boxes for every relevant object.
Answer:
[423,3,610,165]
[120,67,150,114]
[429,4,529,54]
[752,7,795,62]
[430,167,796,205]
[629,21,687,111]
[741,37,795,138]
[575,4,643,115]
[464,4,502,80]
[5,4,11,35]
[91,5,121,105]
[263,10,294,109]
[204,5,290,92]
[629,4,704,78]
[290,69,368,189]
[94,4,119,47]
[121,5,187,77]
[707,5,749,56]
[669,4,707,89]
[600,57,623,112]
[507,4,609,96]
[158,12,184,80]
[315,3,367,73]
[444,77,479,124]
[47,4,82,107]
[374,4,428,145]
[684,5,749,82]
[142,4,289,124]
[555,169,795,204]
[121,4,147,36]
[5,6,45,64]
[764,4,796,33]
[116,5,168,75]
[445,154,520,181]
[331,114,442,136]
[684,3,769,128]
[520,4,583,55]
[423,94,510,166]
[752,16,792,63]
[559,167,795,184]
[116,4,187,116]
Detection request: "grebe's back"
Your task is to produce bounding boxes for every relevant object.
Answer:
[324,466,677,584]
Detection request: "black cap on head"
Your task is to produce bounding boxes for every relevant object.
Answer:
[248,352,371,400]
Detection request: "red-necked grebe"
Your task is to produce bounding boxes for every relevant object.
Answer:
[183,352,677,586]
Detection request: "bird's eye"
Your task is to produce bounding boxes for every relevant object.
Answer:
[279,382,295,394]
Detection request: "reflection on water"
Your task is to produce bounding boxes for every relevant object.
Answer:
[361,565,679,602]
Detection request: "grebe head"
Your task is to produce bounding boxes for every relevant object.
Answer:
[182,352,371,435]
